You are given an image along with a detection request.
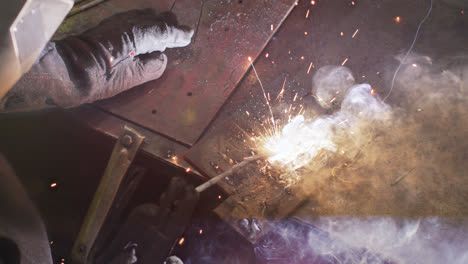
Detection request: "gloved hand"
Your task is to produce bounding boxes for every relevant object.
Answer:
[97,177,198,264]
[0,9,193,112]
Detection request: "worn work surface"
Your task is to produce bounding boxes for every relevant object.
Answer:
[184,0,468,242]
[62,0,297,146]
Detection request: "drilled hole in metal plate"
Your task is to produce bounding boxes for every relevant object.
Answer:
[152,109,157,114]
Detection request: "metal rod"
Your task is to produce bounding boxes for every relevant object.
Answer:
[195,155,261,193]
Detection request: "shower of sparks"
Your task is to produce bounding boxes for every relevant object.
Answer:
[341,57,349,66]
[307,62,314,74]
[352,28,359,38]
[248,57,277,138]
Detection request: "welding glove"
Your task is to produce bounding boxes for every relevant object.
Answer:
[96,177,198,264]
[0,9,193,113]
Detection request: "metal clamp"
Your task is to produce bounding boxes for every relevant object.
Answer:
[71,125,145,264]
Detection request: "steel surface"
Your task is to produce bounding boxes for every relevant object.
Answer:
[96,0,297,146]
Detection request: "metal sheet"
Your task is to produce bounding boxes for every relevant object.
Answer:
[183,0,454,241]
[185,1,420,242]
[96,0,297,146]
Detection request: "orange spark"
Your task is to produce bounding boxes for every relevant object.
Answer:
[394,16,401,23]
[300,56,305,60]
[304,31,308,35]
[186,168,191,173]
[311,0,316,5]
[248,56,252,62]
[275,77,287,102]
[265,53,269,58]
[341,57,349,66]
[199,229,203,235]
[307,62,314,74]
[218,195,222,199]
[371,89,376,95]
[338,119,348,125]
[271,24,274,31]
[352,28,359,38]
[340,32,344,37]
[306,9,310,18]
[50,183,57,188]
[178,237,185,245]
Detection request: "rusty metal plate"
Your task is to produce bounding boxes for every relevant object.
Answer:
[96,0,297,146]
[183,0,468,244]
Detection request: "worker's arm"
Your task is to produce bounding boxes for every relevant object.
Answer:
[0,9,193,113]
[0,155,53,264]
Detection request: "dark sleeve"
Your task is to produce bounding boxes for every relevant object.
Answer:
[0,155,52,264]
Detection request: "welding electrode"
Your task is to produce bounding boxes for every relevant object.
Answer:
[195,155,261,193]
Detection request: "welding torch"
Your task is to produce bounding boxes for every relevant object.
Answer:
[195,155,261,193]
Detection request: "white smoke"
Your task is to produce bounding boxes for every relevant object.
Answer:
[258,57,468,263]
[265,66,392,173]
[255,217,468,264]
